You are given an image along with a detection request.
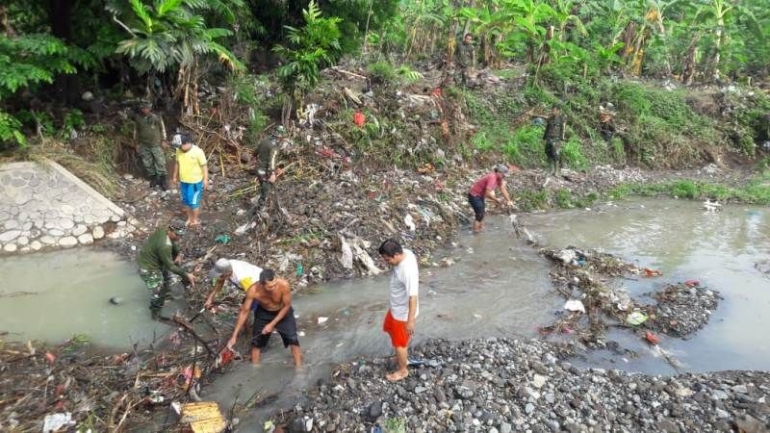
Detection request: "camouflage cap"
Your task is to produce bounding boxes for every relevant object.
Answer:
[140,100,153,108]
[272,125,286,136]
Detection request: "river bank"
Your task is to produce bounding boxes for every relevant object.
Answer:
[274,337,770,433]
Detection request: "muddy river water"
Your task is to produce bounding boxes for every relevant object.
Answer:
[1,198,768,427]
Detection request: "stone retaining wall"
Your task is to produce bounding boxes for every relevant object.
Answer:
[0,160,132,254]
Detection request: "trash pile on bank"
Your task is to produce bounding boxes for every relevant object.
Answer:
[270,337,770,433]
[539,246,722,348]
[0,315,235,432]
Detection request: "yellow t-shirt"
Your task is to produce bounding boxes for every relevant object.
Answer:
[176,145,207,183]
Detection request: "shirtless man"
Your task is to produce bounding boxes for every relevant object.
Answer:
[226,269,302,367]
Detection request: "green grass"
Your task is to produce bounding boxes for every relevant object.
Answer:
[607,176,770,204]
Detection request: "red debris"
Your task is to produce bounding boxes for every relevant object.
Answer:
[684,279,700,287]
[645,331,661,345]
[643,268,663,277]
[353,111,365,128]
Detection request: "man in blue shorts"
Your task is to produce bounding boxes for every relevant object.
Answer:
[171,134,208,227]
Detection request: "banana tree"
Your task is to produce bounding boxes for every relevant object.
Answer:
[548,0,587,43]
[612,0,689,76]
[693,0,760,80]
[109,0,244,115]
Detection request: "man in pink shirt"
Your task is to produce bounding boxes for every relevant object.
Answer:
[468,164,514,233]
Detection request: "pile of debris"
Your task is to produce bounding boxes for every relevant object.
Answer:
[0,313,232,432]
[539,246,721,348]
[647,281,722,337]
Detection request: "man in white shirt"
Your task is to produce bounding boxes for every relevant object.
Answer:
[378,239,419,382]
[204,258,263,309]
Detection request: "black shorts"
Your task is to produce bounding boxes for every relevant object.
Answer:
[251,306,300,349]
[468,193,485,222]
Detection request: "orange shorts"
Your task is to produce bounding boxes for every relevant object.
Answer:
[383,310,410,348]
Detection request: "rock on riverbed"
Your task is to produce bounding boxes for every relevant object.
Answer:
[276,338,770,432]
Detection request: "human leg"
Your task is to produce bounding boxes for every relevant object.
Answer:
[180,182,203,225]
[249,347,262,365]
[257,178,272,210]
[276,307,302,367]
[382,310,410,381]
[189,182,203,225]
[139,146,157,180]
[149,145,168,190]
[140,269,165,318]
[468,194,485,233]
[249,306,275,364]
[388,346,409,382]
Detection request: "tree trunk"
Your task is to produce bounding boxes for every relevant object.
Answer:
[49,0,78,104]
[681,34,701,85]
[711,22,723,82]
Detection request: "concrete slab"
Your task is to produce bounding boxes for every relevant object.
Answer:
[0,160,128,255]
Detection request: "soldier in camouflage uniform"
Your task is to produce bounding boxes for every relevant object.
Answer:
[544,104,567,175]
[133,101,169,190]
[137,221,196,319]
[456,33,476,88]
[251,125,285,214]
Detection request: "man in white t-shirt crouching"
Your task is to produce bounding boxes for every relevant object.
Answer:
[204,258,263,309]
[379,239,419,382]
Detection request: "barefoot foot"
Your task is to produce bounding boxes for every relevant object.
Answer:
[386,369,409,382]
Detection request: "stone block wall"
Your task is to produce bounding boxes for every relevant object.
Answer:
[0,161,132,254]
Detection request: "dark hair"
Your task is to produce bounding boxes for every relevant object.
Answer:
[180,134,192,144]
[378,239,403,257]
[463,33,472,39]
[259,268,276,283]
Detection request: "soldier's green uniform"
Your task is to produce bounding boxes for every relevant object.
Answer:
[133,107,167,182]
[252,134,279,212]
[137,227,189,317]
[456,39,476,88]
[544,112,566,174]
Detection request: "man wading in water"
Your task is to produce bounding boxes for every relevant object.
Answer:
[226,269,302,368]
[379,239,419,382]
[467,164,514,234]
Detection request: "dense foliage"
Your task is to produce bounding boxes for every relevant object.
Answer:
[0,0,768,151]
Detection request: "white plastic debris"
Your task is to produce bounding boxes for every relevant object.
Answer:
[339,235,354,269]
[404,213,416,231]
[43,412,75,433]
[555,249,577,265]
[317,317,328,325]
[563,299,586,314]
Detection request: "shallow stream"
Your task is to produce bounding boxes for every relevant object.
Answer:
[1,198,768,428]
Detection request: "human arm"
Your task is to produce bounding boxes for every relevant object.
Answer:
[403,256,419,333]
[204,277,226,309]
[561,117,567,141]
[200,152,209,189]
[171,153,179,185]
[262,281,292,334]
[484,187,501,204]
[132,118,138,149]
[406,295,418,333]
[159,117,168,147]
[227,288,255,348]
[266,146,278,183]
[159,244,194,284]
[499,179,513,207]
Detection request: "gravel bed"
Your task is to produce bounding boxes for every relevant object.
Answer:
[648,283,722,337]
[276,338,769,433]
